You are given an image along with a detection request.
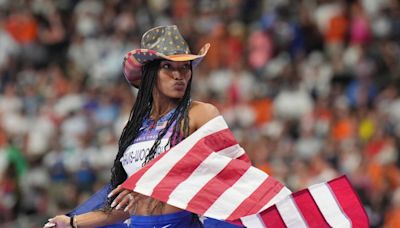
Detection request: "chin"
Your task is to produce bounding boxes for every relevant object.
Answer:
[173,95,185,99]
[169,93,185,99]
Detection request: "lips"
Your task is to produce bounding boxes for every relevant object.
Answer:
[173,82,186,90]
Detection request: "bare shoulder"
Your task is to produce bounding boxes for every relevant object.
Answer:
[190,101,220,116]
[189,101,220,132]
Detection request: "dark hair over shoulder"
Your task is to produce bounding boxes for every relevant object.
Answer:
[104,60,193,212]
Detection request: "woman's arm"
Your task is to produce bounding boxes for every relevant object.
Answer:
[45,186,135,228]
[45,209,129,228]
[74,209,129,227]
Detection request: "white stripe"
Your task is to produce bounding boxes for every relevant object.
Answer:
[204,167,268,219]
[217,144,245,159]
[241,214,266,228]
[309,182,351,227]
[258,187,292,212]
[167,152,231,208]
[276,196,308,228]
[134,116,228,195]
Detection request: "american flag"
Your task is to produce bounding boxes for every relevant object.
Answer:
[121,116,369,227]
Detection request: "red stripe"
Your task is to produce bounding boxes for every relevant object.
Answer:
[260,205,286,228]
[236,153,250,164]
[122,127,235,191]
[228,219,244,227]
[227,177,284,220]
[151,129,237,202]
[204,128,237,152]
[186,159,251,215]
[329,176,369,228]
[292,189,330,227]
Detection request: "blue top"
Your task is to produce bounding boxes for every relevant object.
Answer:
[120,108,177,176]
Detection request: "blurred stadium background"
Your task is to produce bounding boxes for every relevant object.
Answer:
[0,0,400,227]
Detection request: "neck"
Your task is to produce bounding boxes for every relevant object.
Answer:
[151,95,179,120]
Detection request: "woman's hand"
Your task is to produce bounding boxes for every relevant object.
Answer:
[43,215,70,228]
[108,185,144,214]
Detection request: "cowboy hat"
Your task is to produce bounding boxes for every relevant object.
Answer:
[123,25,210,88]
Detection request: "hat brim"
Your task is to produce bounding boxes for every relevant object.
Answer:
[123,43,210,88]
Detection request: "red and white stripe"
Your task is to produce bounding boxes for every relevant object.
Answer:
[122,116,290,220]
[241,176,369,227]
[121,116,369,227]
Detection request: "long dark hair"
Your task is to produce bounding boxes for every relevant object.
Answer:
[106,59,192,211]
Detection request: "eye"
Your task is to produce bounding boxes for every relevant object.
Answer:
[181,64,190,71]
[161,63,171,69]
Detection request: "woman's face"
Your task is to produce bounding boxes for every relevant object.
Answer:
[154,60,191,99]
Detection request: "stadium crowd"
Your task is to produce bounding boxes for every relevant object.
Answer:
[0,0,400,227]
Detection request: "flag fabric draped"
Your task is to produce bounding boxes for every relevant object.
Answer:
[121,116,369,227]
[240,175,369,227]
[121,116,291,221]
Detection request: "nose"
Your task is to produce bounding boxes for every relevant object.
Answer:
[172,71,183,80]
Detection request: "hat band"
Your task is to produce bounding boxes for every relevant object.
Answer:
[160,50,189,56]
